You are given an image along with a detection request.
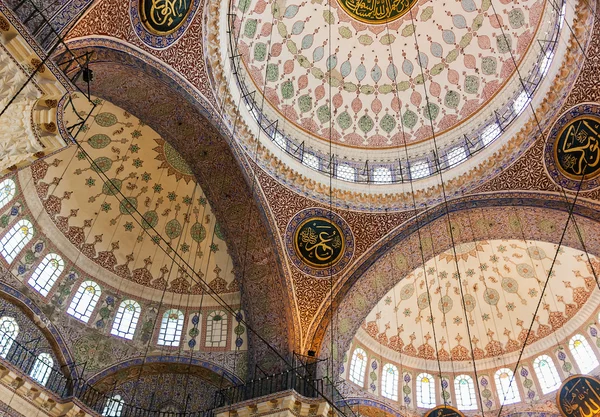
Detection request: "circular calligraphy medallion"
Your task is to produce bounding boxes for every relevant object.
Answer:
[286,209,354,277]
[423,405,466,417]
[130,0,198,49]
[556,375,600,417]
[336,0,418,24]
[545,103,600,191]
[140,0,193,35]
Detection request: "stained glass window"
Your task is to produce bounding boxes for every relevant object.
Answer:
[0,219,34,263]
[205,311,228,347]
[416,373,436,408]
[67,281,101,323]
[158,309,184,347]
[0,317,18,358]
[0,179,16,208]
[382,363,399,400]
[569,334,599,373]
[111,300,141,340]
[30,352,53,385]
[494,368,520,405]
[533,355,561,394]
[454,375,477,410]
[28,253,64,296]
[349,347,367,386]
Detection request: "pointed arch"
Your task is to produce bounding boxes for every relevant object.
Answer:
[0,219,34,263]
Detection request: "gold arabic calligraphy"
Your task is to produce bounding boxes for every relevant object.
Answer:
[556,117,600,180]
[559,377,600,417]
[338,0,417,24]
[295,218,344,268]
[141,0,192,34]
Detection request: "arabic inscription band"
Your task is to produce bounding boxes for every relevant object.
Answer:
[294,217,345,269]
[554,115,600,181]
[336,0,418,24]
[140,0,193,35]
[557,375,600,417]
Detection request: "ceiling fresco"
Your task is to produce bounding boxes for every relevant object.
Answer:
[355,239,599,364]
[233,0,546,148]
[31,94,237,296]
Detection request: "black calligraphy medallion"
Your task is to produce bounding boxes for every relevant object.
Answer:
[545,103,600,191]
[337,0,418,24]
[294,217,344,268]
[557,375,600,417]
[286,209,354,277]
[555,115,600,180]
[140,0,193,35]
[423,406,466,417]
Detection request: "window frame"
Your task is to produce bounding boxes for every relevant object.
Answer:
[28,253,64,296]
[158,309,184,347]
[416,372,436,408]
[0,219,34,264]
[494,368,521,405]
[381,363,399,400]
[533,354,561,394]
[0,316,18,358]
[0,178,16,209]
[348,347,368,387]
[569,334,599,374]
[454,374,477,410]
[205,310,228,348]
[110,300,141,340]
[30,352,53,386]
[67,280,102,323]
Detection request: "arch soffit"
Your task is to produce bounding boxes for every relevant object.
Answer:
[87,356,243,391]
[59,39,297,369]
[0,279,76,379]
[311,191,600,361]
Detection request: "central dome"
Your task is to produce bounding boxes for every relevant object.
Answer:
[233,0,546,149]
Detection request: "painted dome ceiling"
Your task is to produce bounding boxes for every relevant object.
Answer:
[22,95,238,301]
[232,0,554,154]
[354,239,599,369]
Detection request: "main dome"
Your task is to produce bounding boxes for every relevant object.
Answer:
[231,0,552,152]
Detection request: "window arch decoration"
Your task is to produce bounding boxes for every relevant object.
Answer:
[103,394,124,417]
[348,347,367,386]
[494,368,520,405]
[111,300,141,340]
[569,334,599,373]
[416,373,436,408]
[454,375,477,410]
[0,316,18,358]
[30,352,53,385]
[0,219,34,263]
[381,363,399,400]
[28,253,64,296]
[533,355,561,394]
[158,309,184,347]
[0,178,16,208]
[205,310,228,348]
[67,281,101,323]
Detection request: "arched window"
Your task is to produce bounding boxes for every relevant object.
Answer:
[103,394,124,417]
[494,368,520,405]
[0,219,34,263]
[0,178,16,208]
[533,355,561,393]
[67,281,101,323]
[205,310,228,348]
[454,375,477,410]
[158,309,184,347]
[0,317,18,358]
[28,253,64,296]
[416,373,436,408]
[569,334,599,373]
[30,352,53,385]
[348,347,367,386]
[111,300,141,340]
[381,363,399,400]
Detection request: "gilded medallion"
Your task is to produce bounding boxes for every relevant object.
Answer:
[554,115,600,180]
[423,406,466,417]
[294,217,344,269]
[557,375,600,417]
[545,103,600,191]
[336,0,418,24]
[286,209,354,277]
[140,0,193,35]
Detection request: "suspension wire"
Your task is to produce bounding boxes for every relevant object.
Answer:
[379,14,446,404]
[405,4,486,412]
